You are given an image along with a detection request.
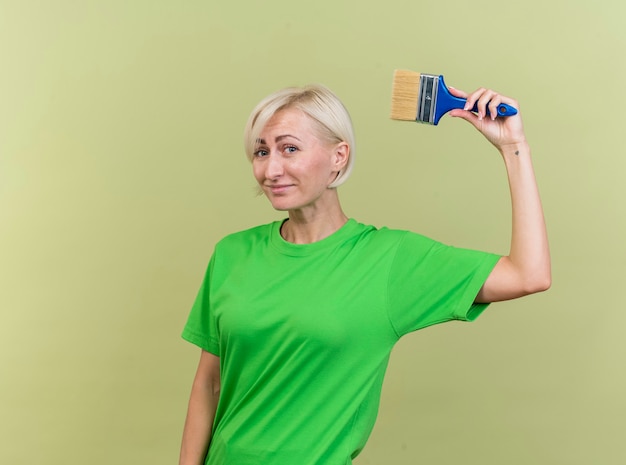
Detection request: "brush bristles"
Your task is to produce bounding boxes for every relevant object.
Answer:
[390,69,421,121]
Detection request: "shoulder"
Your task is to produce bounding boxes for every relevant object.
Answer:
[354,221,434,248]
[220,221,276,242]
[347,221,444,261]
[214,221,278,253]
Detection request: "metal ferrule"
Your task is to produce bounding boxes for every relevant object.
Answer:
[417,74,439,124]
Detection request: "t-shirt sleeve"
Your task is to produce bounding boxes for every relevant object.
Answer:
[181,253,220,355]
[387,232,500,337]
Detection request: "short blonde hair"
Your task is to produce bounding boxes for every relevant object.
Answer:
[243,84,355,188]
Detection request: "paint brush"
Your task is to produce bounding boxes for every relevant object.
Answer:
[390,69,517,125]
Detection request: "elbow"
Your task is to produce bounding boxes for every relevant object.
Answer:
[529,278,551,294]
[523,270,552,295]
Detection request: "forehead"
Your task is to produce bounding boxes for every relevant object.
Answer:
[261,108,314,134]
[254,107,336,151]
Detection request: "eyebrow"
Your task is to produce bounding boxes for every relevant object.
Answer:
[255,134,302,145]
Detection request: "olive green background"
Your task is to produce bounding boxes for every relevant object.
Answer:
[1,1,624,464]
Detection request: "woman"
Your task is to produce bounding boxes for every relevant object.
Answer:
[179,83,551,465]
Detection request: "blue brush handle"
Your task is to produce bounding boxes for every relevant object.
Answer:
[433,75,518,125]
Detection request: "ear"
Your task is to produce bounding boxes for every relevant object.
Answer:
[332,142,350,172]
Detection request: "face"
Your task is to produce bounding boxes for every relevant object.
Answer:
[252,108,348,212]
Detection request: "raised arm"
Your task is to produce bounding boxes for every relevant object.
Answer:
[448,87,551,303]
[179,350,221,465]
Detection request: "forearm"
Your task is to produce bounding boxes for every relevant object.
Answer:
[476,141,551,302]
[179,373,220,465]
[502,141,551,289]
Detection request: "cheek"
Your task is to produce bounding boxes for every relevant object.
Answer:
[252,162,264,183]
[311,156,336,180]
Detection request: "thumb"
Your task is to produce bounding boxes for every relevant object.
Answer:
[448,108,477,121]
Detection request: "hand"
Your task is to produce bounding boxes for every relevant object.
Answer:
[448,86,527,152]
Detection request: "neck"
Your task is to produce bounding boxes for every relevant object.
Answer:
[281,203,348,244]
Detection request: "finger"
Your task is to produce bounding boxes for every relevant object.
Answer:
[463,87,486,113]
[448,86,468,99]
[449,108,487,137]
[449,107,481,125]
[487,94,503,120]
[476,89,498,120]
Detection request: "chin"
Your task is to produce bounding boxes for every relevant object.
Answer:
[266,196,307,212]
[265,191,319,212]
[269,201,296,212]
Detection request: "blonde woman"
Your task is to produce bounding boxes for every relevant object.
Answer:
[179,84,550,465]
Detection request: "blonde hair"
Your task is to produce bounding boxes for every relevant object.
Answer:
[243,84,355,188]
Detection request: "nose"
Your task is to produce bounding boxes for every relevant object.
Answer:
[265,153,284,180]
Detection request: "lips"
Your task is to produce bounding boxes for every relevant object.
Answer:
[267,184,293,195]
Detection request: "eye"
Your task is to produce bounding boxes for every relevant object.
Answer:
[253,148,269,157]
[284,145,298,154]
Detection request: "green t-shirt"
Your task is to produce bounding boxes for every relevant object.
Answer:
[182,219,499,465]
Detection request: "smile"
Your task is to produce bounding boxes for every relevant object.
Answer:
[267,184,294,195]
